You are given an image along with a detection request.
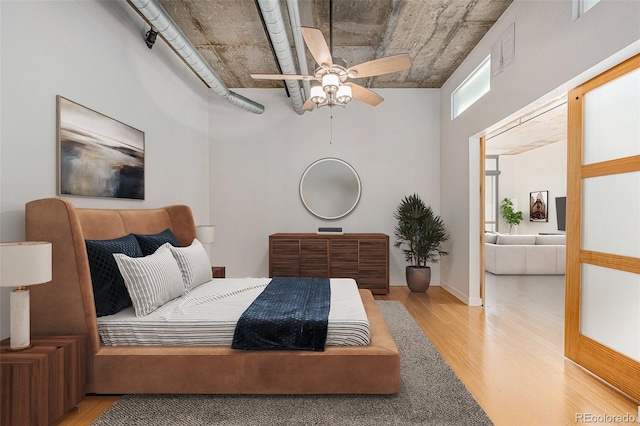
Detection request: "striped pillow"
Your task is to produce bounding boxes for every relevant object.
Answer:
[113,244,185,317]
[169,239,212,292]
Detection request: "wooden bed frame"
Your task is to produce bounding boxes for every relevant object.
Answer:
[25,198,400,394]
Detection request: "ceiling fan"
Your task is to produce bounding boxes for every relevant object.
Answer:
[251,26,411,110]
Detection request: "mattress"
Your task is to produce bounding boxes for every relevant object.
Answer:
[97,277,370,347]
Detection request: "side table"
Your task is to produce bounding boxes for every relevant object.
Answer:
[211,266,226,278]
[0,335,86,426]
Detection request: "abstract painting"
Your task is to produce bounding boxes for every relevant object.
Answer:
[57,96,144,199]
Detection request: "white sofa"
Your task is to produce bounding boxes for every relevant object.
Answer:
[484,233,566,275]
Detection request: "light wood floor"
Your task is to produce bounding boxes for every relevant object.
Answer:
[56,276,638,425]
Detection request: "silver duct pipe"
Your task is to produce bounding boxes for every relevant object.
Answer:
[285,0,311,101]
[129,0,265,114]
[256,0,305,115]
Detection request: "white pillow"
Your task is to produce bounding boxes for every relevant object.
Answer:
[535,235,566,245]
[484,233,498,244]
[113,243,185,317]
[496,235,537,245]
[169,239,212,292]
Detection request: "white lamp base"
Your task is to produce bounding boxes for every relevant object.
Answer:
[9,287,31,350]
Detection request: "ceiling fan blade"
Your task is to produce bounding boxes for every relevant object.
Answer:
[302,97,315,111]
[301,26,333,67]
[349,83,384,106]
[251,73,315,81]
[347,54,411,78]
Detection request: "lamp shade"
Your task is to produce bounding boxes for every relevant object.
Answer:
[322,73,340,94]
[310,84,326,104]
[337,84,353,104]
[0,241,52,287]
[195,226,215,244]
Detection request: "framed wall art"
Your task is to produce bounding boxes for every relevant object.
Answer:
[57,96,144,200]
[530,190,548,222]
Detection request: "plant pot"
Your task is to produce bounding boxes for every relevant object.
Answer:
[406,266,431,292]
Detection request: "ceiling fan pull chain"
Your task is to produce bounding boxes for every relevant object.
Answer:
[330,112,333,144]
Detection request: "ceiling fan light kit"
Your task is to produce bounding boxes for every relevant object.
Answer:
[309,74,353,108]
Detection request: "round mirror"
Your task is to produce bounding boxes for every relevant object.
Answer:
[299,158,361,220]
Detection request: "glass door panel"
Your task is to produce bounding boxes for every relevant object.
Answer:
[580,264,640,361]
[583,68,640,164]
[582,172,640,258]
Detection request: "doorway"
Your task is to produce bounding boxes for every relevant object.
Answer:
[478,53,640,402]
[481,97,568,309]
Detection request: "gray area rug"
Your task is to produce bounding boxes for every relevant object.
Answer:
[92,301,492,425]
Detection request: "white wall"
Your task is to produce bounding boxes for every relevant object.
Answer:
[208,88,441,286]
[439,0,640,305]
[499,139,567,234]
[0,1,211,339]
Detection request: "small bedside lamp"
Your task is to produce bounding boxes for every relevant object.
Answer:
[0,241,52,350]
[195,225,215,265]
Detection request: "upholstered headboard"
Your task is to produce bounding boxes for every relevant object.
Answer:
[25,198,196,355]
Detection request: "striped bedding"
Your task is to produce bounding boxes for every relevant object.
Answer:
[97,277,370,347]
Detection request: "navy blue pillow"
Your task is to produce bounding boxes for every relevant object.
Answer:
[134,229,179,255]
[86,234,143,317]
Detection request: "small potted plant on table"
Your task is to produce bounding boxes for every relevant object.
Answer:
[393,194,449,292]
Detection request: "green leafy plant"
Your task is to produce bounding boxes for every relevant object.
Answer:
[393,194,449,267]
[500,197,523,233]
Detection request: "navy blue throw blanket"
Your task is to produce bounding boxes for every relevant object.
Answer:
[231,277,331,351]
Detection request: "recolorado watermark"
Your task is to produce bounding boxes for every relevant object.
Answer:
[576,407,640,424]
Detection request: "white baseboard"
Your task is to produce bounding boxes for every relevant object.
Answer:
[439,280,483,306]
[389,282,441,287]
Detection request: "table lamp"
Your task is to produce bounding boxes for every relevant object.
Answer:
[0,241,52,350]
[195,225,215,265]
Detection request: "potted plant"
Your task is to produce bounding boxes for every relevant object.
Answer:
[393,194,449,292]
[500,197,523,233]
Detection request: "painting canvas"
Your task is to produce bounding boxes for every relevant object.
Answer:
[530,190,548,222]
[57,96,144,199]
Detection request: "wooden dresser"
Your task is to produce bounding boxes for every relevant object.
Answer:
[269,233,389,294]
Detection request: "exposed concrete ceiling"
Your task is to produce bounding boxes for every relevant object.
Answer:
[158,0,513,90]
[485,99,568,156]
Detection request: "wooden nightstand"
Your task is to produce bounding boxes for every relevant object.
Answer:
[0,335,86,426]
[211,266,226,278]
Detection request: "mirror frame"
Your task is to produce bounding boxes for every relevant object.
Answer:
[299,158,362,220]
